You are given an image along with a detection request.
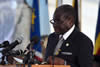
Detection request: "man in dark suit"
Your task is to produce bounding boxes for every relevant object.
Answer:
[45,5,93,67]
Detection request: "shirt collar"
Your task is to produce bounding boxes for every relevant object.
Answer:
[63,25,75,40]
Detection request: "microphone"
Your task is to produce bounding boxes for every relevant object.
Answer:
[25,36,39,50]
[12,50,23,56]
[30,36,39,43]
[4,50,23,56]
[0,41,9,48]
[23,36,39,64]
[23,36,39,55]
[2,37,23,55]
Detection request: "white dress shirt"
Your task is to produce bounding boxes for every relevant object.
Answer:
[63,25,75,40]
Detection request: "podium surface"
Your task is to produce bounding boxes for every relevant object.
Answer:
[0,65,70,67]
[32,65,70,67]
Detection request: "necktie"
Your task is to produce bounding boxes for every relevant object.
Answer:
[54,35,64,55]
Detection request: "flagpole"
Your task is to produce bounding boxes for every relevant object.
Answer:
[72,0,81,31]
[56,0,63,8]
[79,0,82,31]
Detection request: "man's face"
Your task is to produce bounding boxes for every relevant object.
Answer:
[52,15,74,35]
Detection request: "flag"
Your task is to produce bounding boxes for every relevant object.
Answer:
[93,2,100,61]
[39,0,50,36]
[72,0,81,30]
[0,0,17,43]
[0,0,17,61]
[13,1,32,51]
[30,0,43,62]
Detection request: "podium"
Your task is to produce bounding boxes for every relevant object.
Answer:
[0,65,70,67]
[32,65,70,67]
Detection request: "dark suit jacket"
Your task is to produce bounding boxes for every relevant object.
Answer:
[45,28,93,67]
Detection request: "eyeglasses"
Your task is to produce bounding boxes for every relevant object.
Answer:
[50,19,63,25]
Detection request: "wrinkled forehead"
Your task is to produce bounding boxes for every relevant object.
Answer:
[53,10,71,21]
[53,10,63,19]
[53,5,75,20]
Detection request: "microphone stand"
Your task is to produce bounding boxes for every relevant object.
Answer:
[0,50,12,65]
[52,55,55,67]
[1,50,14,65]
[23,36,40,67]
[27,51,34,67]
[0,56,6,65]
[0,50,10,65]
[23,43,35,67]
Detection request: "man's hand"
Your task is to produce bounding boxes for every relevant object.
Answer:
[48,56,65,65]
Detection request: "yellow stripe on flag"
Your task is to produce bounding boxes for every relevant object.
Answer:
[56,0,62,8]
[32,12,36,24]
[56,0,58,8]
[72,0,75,7]
[94,33,100,55]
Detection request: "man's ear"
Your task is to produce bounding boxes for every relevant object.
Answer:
[65,16,74,27]
[69,16,74,26]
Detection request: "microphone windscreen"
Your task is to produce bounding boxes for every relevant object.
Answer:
[3,41,9,45]
[16,50,23,55]
[6,50,24,56]
[31,36,39,44]
[0,41,9,48]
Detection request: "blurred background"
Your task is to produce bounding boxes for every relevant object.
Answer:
[0,0,100,66]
